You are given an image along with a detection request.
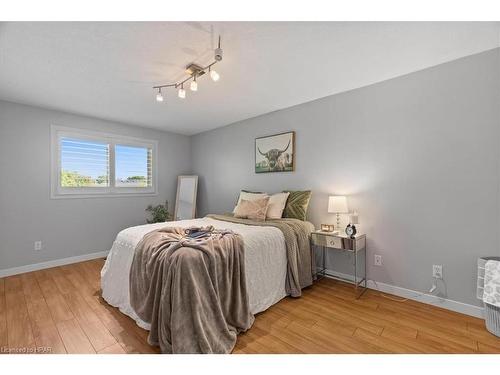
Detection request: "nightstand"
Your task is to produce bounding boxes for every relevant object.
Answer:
[311,230,367,298]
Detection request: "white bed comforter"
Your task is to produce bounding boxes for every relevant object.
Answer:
[101,217,288,330]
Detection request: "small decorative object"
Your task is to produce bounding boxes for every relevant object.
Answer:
[255,131,295,173]
[345,223,357,238]
[146,201,172,223]
[328,195,348,229]
[346,211,359,238]
[321,224,335,232]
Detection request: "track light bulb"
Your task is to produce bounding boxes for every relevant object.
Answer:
[178,86,186,99]
[214,36,223,61]
[210,69,220,82]
[190,79,198,92]
[156,89,163,102]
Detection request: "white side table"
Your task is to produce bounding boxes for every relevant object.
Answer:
[311,230,367,298]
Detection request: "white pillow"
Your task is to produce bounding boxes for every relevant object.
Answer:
[266,192,290,219]
[233,191,269,213]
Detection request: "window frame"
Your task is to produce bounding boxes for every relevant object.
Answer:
[50,125,158,199]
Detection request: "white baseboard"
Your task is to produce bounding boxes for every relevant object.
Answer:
[0,251,109,278]
[320,269,485,319]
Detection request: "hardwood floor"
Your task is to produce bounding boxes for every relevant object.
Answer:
[0,258,498,354]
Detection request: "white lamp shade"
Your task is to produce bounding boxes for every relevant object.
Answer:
[328,196,348,213]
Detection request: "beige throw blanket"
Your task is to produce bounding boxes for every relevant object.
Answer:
[129,227,254,354]
[207,214,314,297]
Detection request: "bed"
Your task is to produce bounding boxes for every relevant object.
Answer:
[101,214,314,352]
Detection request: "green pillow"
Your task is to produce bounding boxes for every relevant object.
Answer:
[282,190,312,221]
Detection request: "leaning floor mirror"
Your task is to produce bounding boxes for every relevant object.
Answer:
[174,175,198,220]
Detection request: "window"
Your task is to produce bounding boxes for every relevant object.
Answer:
[115,144,152,188]
[51,125,157,198]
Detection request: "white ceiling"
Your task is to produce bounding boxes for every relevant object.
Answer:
[0,22,499,135]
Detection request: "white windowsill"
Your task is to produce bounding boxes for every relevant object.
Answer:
[50,191,159,199]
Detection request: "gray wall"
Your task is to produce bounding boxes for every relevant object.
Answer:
[0,100,191,270]
[1,49,498,307]
[192,48,500,306]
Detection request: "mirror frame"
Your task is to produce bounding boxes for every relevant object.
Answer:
[174,175,198,221]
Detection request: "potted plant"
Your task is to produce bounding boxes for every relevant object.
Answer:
[146,201,172,223]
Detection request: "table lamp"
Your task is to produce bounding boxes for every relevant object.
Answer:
[328,195,348,230]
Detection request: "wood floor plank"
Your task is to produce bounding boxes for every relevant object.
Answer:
[245,331,304,354]
[365,289,476,324]
[0,278,7,348]
[273,302,357,337]
[60,264,103,311]
[1,259,498,354]
[375,306,477,350]
[38,271,63,297]
[91,297,159,354]
[380,325,418,340]
[372,297,469,333]
[477,341,500,353]
[314,282,380,309]
[35,267,75,323]
[309,284,473,348]
[416,331,477,353]
[62,291,117,352]
[354,328,422,353]
[236,330,283,354]
[98,343,127,354]
[21,274,67,354]
[282,294,384,335]
[465,321,500,348]
[44,267,78,295]
[56,319,95,354]
[44,293,74,323]
[20,272,45,303]
[288,322,381,353]
[4,275,36,351]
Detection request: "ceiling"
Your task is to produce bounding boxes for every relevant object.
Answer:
[0,22,499,135]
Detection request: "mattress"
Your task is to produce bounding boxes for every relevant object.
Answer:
[101,217,288,330]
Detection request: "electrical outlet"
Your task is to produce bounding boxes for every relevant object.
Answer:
[34,241,42,251]
[432,264,443,279]
[374,254,382,266]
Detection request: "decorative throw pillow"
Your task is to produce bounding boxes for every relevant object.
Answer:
[234,197,270,221]
[233,190,268,213]
[282,190,312,221]
[266,192,290,219]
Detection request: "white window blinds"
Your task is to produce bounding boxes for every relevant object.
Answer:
[51,126,157,198]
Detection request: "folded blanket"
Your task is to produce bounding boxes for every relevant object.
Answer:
[129,226,254,353]
[484,259,500,308]
[207,214,314,297]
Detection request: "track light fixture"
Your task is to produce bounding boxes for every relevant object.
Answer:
[153,35,223,102]
[190,75,198,91]
[155,88,164,102]
[209,66,220,82]
[178,84,186,99]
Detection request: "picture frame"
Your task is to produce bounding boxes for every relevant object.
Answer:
[255,131,295,173]
[321,224,335,232]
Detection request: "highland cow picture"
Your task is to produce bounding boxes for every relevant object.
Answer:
[255,131,295,173]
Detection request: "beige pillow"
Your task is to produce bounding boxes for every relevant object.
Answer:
[266,192,290,219]
[234,197,270,221]
[233,191,268,213]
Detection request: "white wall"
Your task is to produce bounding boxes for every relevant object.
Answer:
[192,48,500,307]
[0,100,191,271]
